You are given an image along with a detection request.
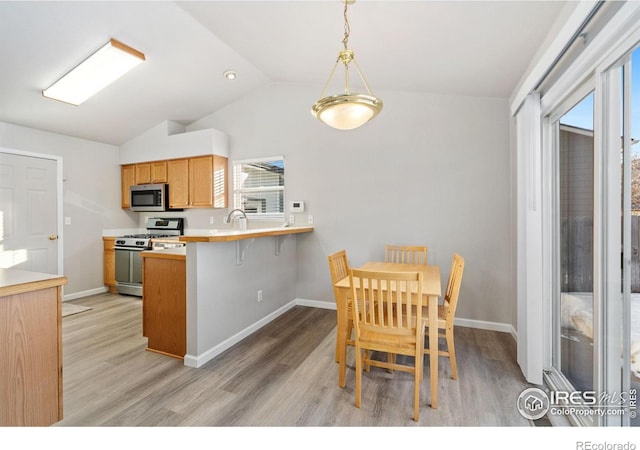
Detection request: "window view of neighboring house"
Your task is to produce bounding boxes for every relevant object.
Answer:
[233,157,285,218]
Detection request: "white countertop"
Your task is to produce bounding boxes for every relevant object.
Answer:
[0,268,67,297]
[179,226,314,243]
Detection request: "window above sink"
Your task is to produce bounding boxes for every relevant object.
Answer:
[232,156,284,220]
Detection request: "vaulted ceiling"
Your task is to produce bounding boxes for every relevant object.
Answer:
[0,1,569,145]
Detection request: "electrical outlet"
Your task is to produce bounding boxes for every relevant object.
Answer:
[209,216,215,224]
[289,215,295,224]
[257,290,263,302]
[308,215,314,225]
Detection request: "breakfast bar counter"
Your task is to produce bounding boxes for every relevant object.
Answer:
[181,225,314,368]
[179,225,314,243]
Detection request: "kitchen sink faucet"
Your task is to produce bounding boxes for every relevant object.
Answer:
[226,209,248,230]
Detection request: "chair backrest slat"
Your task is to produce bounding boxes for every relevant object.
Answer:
[350,269,423,337]
[385,245,428,265]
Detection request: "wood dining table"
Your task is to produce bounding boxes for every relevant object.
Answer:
[333,261,442,408]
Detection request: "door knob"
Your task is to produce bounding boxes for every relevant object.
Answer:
[49,235,58,240]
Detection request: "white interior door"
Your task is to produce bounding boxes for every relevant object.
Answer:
[0,152,58,274]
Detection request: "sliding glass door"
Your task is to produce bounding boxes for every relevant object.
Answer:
[617,47,640,427]
[547,45,640,427]
[630,48,640,428]
[555,92,595,397]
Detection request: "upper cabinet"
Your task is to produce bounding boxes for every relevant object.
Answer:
[122,155,228,210]
[167,155,228,209]
[166,158,189,208]
[150,161,168,183]
[134,161,167,185]
[121,164,135,208]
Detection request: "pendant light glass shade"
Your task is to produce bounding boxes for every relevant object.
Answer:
[312,93,381,130]
[311,1,382,130]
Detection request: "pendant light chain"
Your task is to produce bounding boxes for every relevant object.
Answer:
[342,1,351,51]
[342,1,352,94]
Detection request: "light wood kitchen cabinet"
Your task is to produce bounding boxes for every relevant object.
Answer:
[190,155,214,207]
[141,251,186,359]
[121,164,135,208]
[150,161,167,183]
[135,161,167,184]
[166,155,228,208]
[212,154,228,208]
[167,158,190,208]
[135,163,151,184]
[0,269,67,426]
[122,155,227,209]
[103,237,117,293]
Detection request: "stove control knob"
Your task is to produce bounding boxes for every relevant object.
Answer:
[116,240,125,245]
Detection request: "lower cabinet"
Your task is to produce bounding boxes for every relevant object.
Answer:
[0,271,66,426]
[141,251,186,359]
[103,237,117,293]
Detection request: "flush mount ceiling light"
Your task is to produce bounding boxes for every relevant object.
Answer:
[223,70,237,80]
[311,0,382,130]
[42,38,145,106]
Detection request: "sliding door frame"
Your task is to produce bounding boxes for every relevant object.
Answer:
[538,12,640,426]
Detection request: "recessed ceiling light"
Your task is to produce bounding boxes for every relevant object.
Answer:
[42,38,145,106]
[223,70,237,80]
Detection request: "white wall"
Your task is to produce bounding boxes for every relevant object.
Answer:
[0,122,137,296]
[187,83,515,328]
[185,236,297,367]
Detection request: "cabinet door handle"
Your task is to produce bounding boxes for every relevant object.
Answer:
[49,235,58,240]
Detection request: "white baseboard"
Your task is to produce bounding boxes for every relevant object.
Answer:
[295,298,336,310]
[454,317,515,336]
[184,300,298,368]
[63,286,107,302]
[183,298,517,369]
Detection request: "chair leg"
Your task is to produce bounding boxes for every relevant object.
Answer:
[387,353,395,373]
[446,327,457,380]
[413,353,421,421]
[355,346,362,409]
[364,349,371,372]
[336,320,354,363]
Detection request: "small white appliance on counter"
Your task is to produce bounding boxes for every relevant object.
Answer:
[114,217,184,296]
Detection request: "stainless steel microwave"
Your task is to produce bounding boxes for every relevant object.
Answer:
[130,183,177,212]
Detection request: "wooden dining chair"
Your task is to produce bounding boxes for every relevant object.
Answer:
[385,245,428,265]
[422,253,465,380]
[350,268,425,421]
[328,250,354,362]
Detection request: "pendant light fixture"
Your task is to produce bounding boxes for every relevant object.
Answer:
[311,0,382,130]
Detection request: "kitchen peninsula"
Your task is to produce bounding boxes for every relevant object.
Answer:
[144,225,313,368]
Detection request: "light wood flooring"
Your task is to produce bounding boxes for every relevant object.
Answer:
[56,292,536,427]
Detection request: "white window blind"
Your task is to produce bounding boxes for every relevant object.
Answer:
[233,156,284,218]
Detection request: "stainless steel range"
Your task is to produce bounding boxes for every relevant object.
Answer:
[114,217,184,296]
